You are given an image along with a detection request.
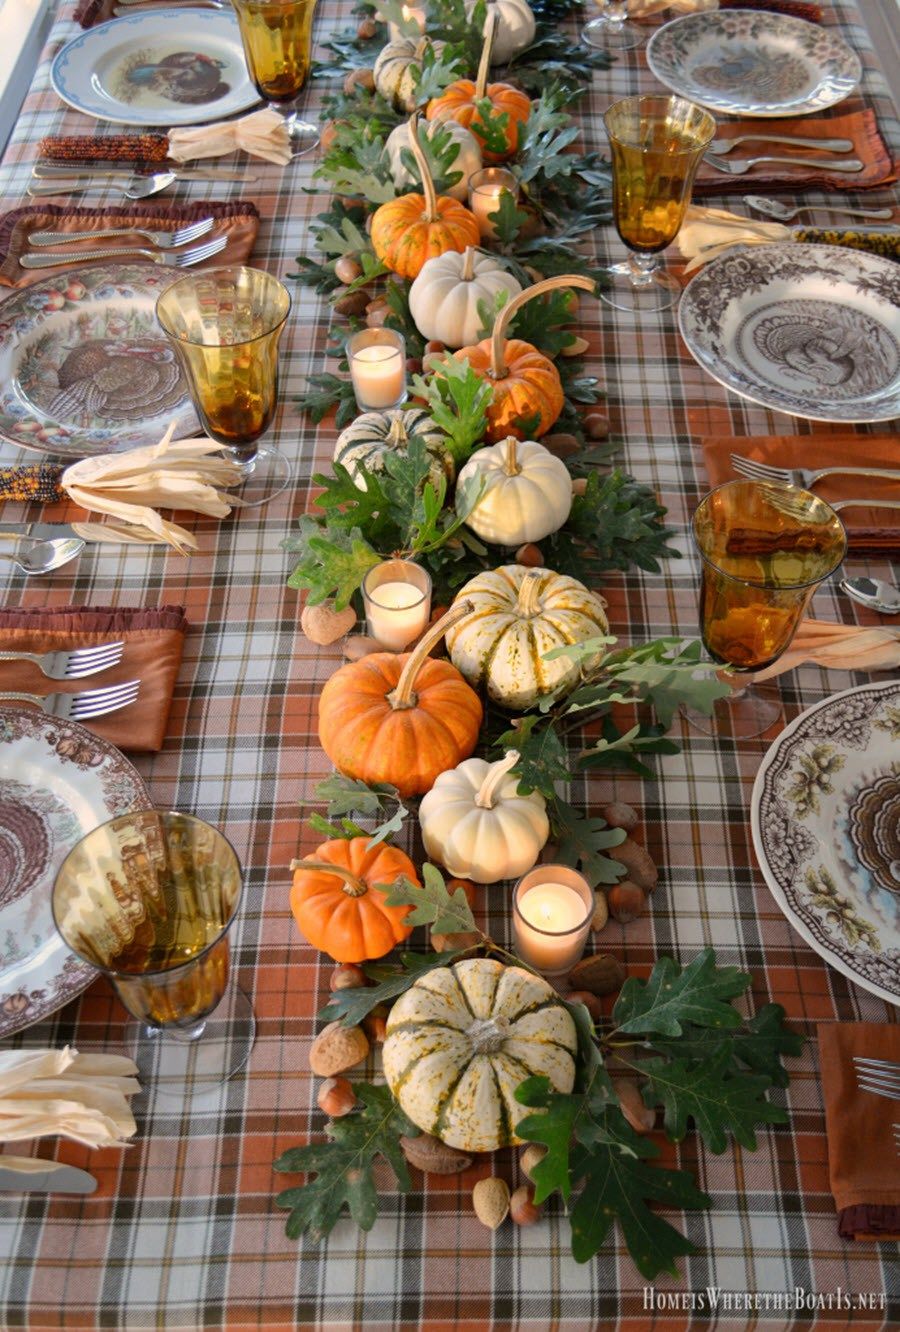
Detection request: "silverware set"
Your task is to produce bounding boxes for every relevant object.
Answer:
[746,195,895,223]
[21,234,228,270]
[853,1057,900,1154]
[0,642,124,679]
[704,131,866,176]
[730,454,900,491]
[18,212,225,269]
[0,642,139,720]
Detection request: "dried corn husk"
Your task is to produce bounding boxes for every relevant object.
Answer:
[168,109,293,166]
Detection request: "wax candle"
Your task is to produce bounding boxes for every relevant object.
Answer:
[388,3,427,36]
[513,866,593,974]
[348,329,407,411]
[468,167,519,241]
[363,560,432,650]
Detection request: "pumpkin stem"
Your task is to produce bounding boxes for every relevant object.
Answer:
[475,10,497,101]
[387,598,474,710]
[515,568,543,616]
[502,435,520,476]
[474,749,521,809]
[461,245,475,281]
[289,858,368,898]
[468,1014,510,1055]
[408,114,439,223]
[385,413,409,447]
[489,273,598,380]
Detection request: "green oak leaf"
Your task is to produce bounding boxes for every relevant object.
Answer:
[314,775,401,818]
[319,949,465,1027]
[284,519,381,609]
[647,1004,805,1090]
[487,188,529,246]
[412,357,492,464]
[495,715,571,801]
[613,949,750,1038]
[638,1049,788,1153]
[515,1065,617,1204]
[381,864,478,935]
[553,802,627,887]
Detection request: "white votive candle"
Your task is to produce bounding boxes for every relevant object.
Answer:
[513,866,593,975]
[348,329,407,411]
[388,3,426,36]
[468,168,518,241]
[363,560,432,651]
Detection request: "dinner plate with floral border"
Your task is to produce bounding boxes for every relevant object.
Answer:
[0,707,151,1037]
[646,11,860,117]
[678,244,900,424]
[751,680,900,1008]
[0,263,199,460]
[51,9,258,127]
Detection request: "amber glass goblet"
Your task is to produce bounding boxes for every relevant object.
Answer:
[53,810,254,1102]
[688,479,847,739]
[582,1,644,52]
[156,265,291,507]
[231,0,319,156]
[603,95,716,313]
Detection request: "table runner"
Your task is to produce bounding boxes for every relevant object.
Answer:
[0,2,897,1327]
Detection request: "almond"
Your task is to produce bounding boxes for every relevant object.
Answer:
[591,890,609,932]
[300,601,356,646]
[472,1176,510,1230]
[567,953,625,997]
[308,1021,370,1077]
[400,1133,473,1175]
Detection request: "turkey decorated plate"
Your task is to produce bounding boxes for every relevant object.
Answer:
[51,8,258,127]
[0,707,150,1037]
[678,244,900,423]
[646,10,860,117]
[751,681,900,1008]
[0,263,199,459]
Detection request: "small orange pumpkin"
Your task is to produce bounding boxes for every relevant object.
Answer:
[452,274,596,440]
[290,838,420,963]
[371,115,479,280]
[318,603,483,799]
[426,12,529,163]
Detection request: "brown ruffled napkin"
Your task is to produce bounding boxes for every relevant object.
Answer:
[0,199,259,289]
[0,604,186,752]
[753,619,900,680]
[819,1022,900,1241]
[694,109,896,195]
[700,434,900,551]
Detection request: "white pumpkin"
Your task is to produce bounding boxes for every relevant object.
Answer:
[409,247,522,350]
[456,436,572,545]
[419,750,549,883]
[333,407,454,492]
[445,564,610,709]
[383,956,577,1151]
[374,37,447,113]
[465,0,536,63]
[384,118,483,203]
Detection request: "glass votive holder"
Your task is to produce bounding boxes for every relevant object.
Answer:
[348,328,407,411]
[388,3,426,37]
[513,864,594,976]
[362,559,432,652]
[468,167,519,241]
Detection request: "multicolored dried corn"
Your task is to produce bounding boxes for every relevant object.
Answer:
[795,229,900,261]
[38,134,170,165]
[0,463,66,505]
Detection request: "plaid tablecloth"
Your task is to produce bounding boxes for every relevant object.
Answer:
[0,2,898,1328]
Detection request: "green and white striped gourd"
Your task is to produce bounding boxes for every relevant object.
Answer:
[384,118,483,203]
[374,37,447,113]
[333,407,455,492]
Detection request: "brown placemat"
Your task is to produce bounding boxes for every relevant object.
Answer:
[694,108,896,195]
[0,200,260,288]
[0,604,187,752]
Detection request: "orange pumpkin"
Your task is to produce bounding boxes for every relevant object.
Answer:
[318,603,483,799]
[426,11,529,162]
[371,115,479,280]
[452,274,597,441]
[290,838,420,963]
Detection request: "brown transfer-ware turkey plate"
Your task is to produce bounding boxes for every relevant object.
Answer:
[0,263,199,459]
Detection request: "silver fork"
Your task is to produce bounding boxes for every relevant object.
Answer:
[704,153,864,176]
[28,218,215,249]
[0,680,140,721]
[20,234,228,270]
[709,134,854,155]
[0,642,124,681]
[730,454,900,490]
[853,1056,900,1102]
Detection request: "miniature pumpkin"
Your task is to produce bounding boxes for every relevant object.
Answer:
[371,116,480,280]
[374,36,447,112]
[419,750,549,883]
[452,273,596,440]
[290,838,420,963]
[384,118,483,203]
[445,565,609,709]
[455,435,572,544]
[333,407,455,492]
[408,246,522,349]
[426,12,530,162]
[318,603,483,799]
[383,956,578,1151]
[468,0,536,63]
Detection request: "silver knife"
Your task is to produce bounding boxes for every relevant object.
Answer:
[32,165,257,183]
[0,1162,97,1194]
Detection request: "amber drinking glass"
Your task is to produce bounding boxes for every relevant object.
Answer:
[689,480,847,739]
[53,810,254,1101]
[603,95,716,313]
[231,0,319,155]
[583,1,643,52]
[156,265,291,507]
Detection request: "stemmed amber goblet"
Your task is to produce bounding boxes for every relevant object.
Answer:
[52,810,255,1102]
[582,0,644,51]
[230,0,319,156]
[687,479,847,739]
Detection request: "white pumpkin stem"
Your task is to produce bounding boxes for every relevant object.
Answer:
[503,435,520,476]
[474,749,520,809]
[468,1014,510,1054]
[475,10,497,101]
[289,858,368,898]
[461,245,476,281]
[385,414,409,446]
[408,114,439,222]
[490,274,597,380]
[515,569,543,615]
[388,599,474,709]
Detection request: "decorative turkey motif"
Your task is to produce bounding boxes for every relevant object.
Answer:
[47,339,186,425]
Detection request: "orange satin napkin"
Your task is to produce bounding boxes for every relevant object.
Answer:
[819,1023,900,1242]
[0,605,186,752]
[693,108,896,196]
[0,200,260,289]
[700,434,900,551]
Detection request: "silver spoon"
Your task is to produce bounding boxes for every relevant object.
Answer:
[746,194,895,223]
[840,576,900,615]
[0,535,85,574]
